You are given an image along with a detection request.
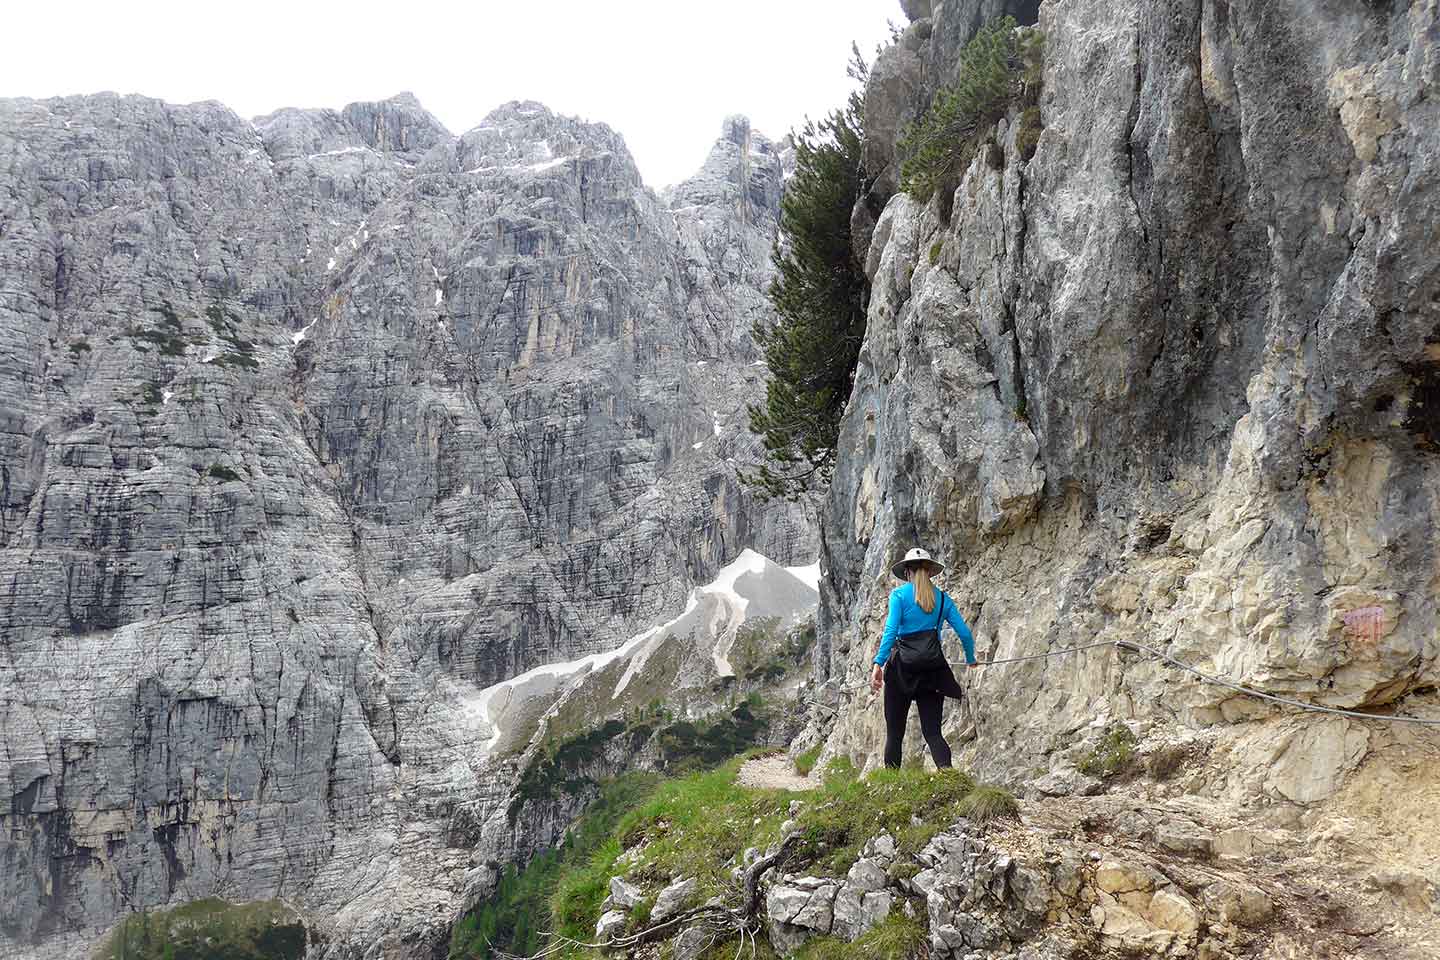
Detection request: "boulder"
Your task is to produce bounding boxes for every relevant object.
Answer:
[603,876,644,911]
[595,910,627,942]
[651,876,699,924]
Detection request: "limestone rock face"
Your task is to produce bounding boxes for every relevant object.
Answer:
[813,0,1440,804]
[0,92,808,958]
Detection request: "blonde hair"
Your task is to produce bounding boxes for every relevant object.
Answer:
[911,564,937,613]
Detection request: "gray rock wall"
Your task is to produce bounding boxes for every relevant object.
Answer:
[815,0,1440,798]
[0,91,807,958]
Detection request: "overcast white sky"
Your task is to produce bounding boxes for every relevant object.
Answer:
[1,0,901,189]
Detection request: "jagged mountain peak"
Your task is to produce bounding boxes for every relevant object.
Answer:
[457,98,640,180]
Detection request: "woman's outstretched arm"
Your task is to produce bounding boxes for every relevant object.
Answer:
[874,590,902,665]
[870,591,902,692]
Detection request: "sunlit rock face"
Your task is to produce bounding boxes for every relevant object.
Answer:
[814,0,1440,802]
[0,90,808,958]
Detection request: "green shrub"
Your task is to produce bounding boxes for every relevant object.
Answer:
[956,783,1019,823]
[68,339,91,356]
[899,18,1044,202]
[794,745,823,778]
[207,464,241,483]
[1077,723,1138,779]
[928,240,943,264]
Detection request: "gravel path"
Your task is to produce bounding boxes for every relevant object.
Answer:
[736,754,817,792]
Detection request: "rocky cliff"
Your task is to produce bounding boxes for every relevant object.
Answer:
[804,0,1440,951]
[0,90,807,958]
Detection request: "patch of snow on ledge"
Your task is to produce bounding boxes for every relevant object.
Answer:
[785,562,821,591]
[291,318,318,346]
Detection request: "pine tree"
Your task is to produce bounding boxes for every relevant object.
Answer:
[745,92,870,501]
[898,16,1043,202]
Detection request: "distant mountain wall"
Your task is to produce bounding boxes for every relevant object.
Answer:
[0,90,807,958]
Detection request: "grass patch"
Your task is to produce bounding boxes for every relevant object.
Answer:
[616,759,793,895]
[207,464,241,483]
[793,912,927,959]
[68,339,92,356]
[794,745,822,778]
[791,760,975,874]
[1015,106,1042,161]
[552,837,623,944]
[1077,723,1138,779]
[928,240,943,264]
[956,783,1019,823]
[451,773,659,959]
[1145,743,1194,782]
[99,898,304,960]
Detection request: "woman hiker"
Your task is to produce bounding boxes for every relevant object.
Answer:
[869,547,980,769]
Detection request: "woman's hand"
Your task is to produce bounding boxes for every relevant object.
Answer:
[870,662,884,693]
[966,662,982,670]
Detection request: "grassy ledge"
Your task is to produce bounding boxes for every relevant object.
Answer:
[456,756,1016,959]
[99,899,305,960]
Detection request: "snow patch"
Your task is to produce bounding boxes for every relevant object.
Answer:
[291,318,318,346]
[692,441,703,450]
[326,257,336,272]
[434,289,444,306]
[161,390,173,405]
[785,562,821,591]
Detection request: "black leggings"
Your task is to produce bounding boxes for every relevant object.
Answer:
[882,659,961,769]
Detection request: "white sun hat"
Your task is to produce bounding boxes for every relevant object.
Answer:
[891,547,945,581]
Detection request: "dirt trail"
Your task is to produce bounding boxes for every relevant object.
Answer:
[736,755,816,792]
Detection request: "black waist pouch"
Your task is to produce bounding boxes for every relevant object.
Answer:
[894,594,947,671]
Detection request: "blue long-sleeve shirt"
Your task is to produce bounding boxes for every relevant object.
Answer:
[874,583,976,667]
